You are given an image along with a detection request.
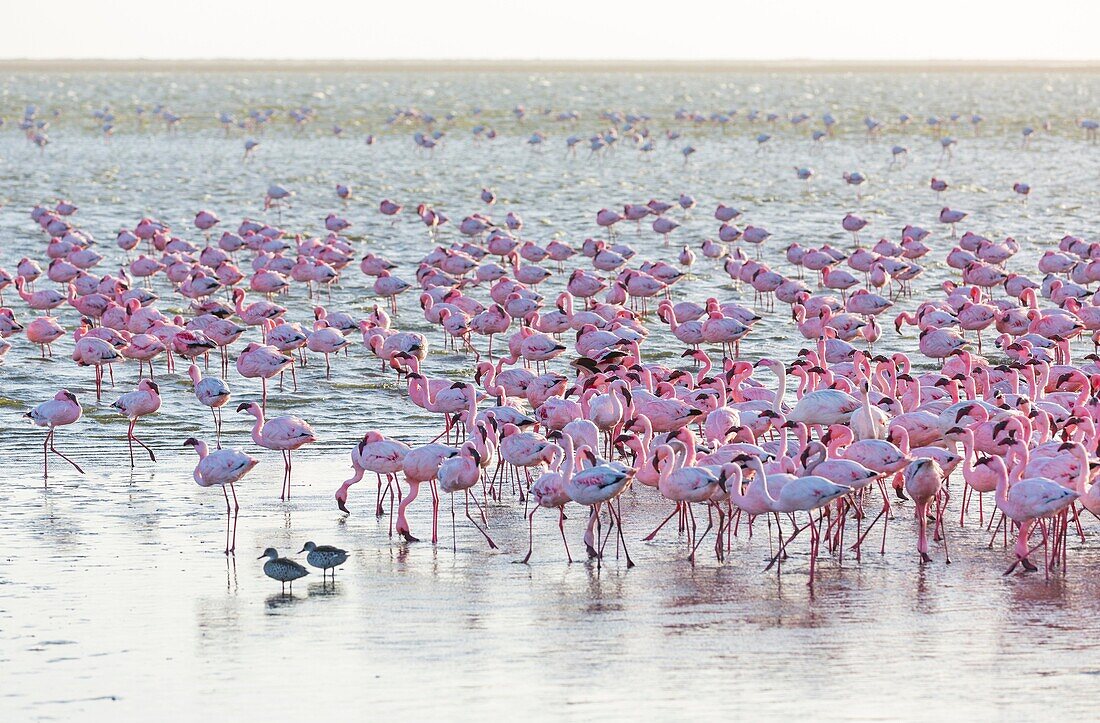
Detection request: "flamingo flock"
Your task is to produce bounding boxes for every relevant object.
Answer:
[8,99,1100,592]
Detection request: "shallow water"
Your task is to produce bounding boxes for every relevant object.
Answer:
[1,70,1100,719]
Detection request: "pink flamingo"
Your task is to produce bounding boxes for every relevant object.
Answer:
[235,342,293,412]
[939,207,967,237]
[596,208,623,237]
[14,277,65,314]
[236,401,316,500]
[183,437,258,554]
[373,269,411,314]
[991,451,1078,575]
[202,317,247,376]
[745,456,849,585]
[525,434,575,563]
[121,332,166,379]
[565,448,635,568]
[111,379,162,467]
[305,319,350,378]
[26,316,65,357]
[232,288,285,332]
[72,328,122,400]
[25,389,84,480]
[904,458,948,563]
[408,374,479,442]
[188,364,231,447]
[336,430,411,518]
[380,199,403,217]
[841,213,868,244]
[395,443,459,543]
[438,441,497,550]
[653,443,725,564]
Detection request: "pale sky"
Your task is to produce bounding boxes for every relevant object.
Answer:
[4,0,1099,61]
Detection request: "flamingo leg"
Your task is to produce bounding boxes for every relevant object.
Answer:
[126,419,135,467]
[210,406,220,448]
[430,481,439,544]
[643,503,681,541]
[49,432,84,475]
[465,491,497,549]
[522,507,536,563]
[558,507,573,562]
[229,481,240,552]
[129,421,156,462]
[223,484,232,554]
[280,449,289,500]
[42,429,50,482]
[396,479,420,542]
[450,494,458,553]
[612,497,634,568]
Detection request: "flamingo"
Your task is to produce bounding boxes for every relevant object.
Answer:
[525,435,575,563]
[236,401,316,500]
[182,438,258,554]
[395,443,459,543]
[72,330,122,400]
[565,447,635,569]
[188,364,230,448]
[235,343,293,412]
[24,389,84,481]
[991,450,1078,575]
[904,458,948,563]
[111,379,161,467]
[336,430,411,519]
[437,441,497,550]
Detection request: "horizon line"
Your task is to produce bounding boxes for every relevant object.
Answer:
[2,58,1100,73]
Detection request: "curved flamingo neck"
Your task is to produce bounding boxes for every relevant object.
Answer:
[958,431,977,483]
[892,426,911,455]
[411,375,436,409]
[1008,444,1027,484]
[248,408,266,445]
[696,354,712,385]
[825,427,847,456]
[747,456,776,505]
